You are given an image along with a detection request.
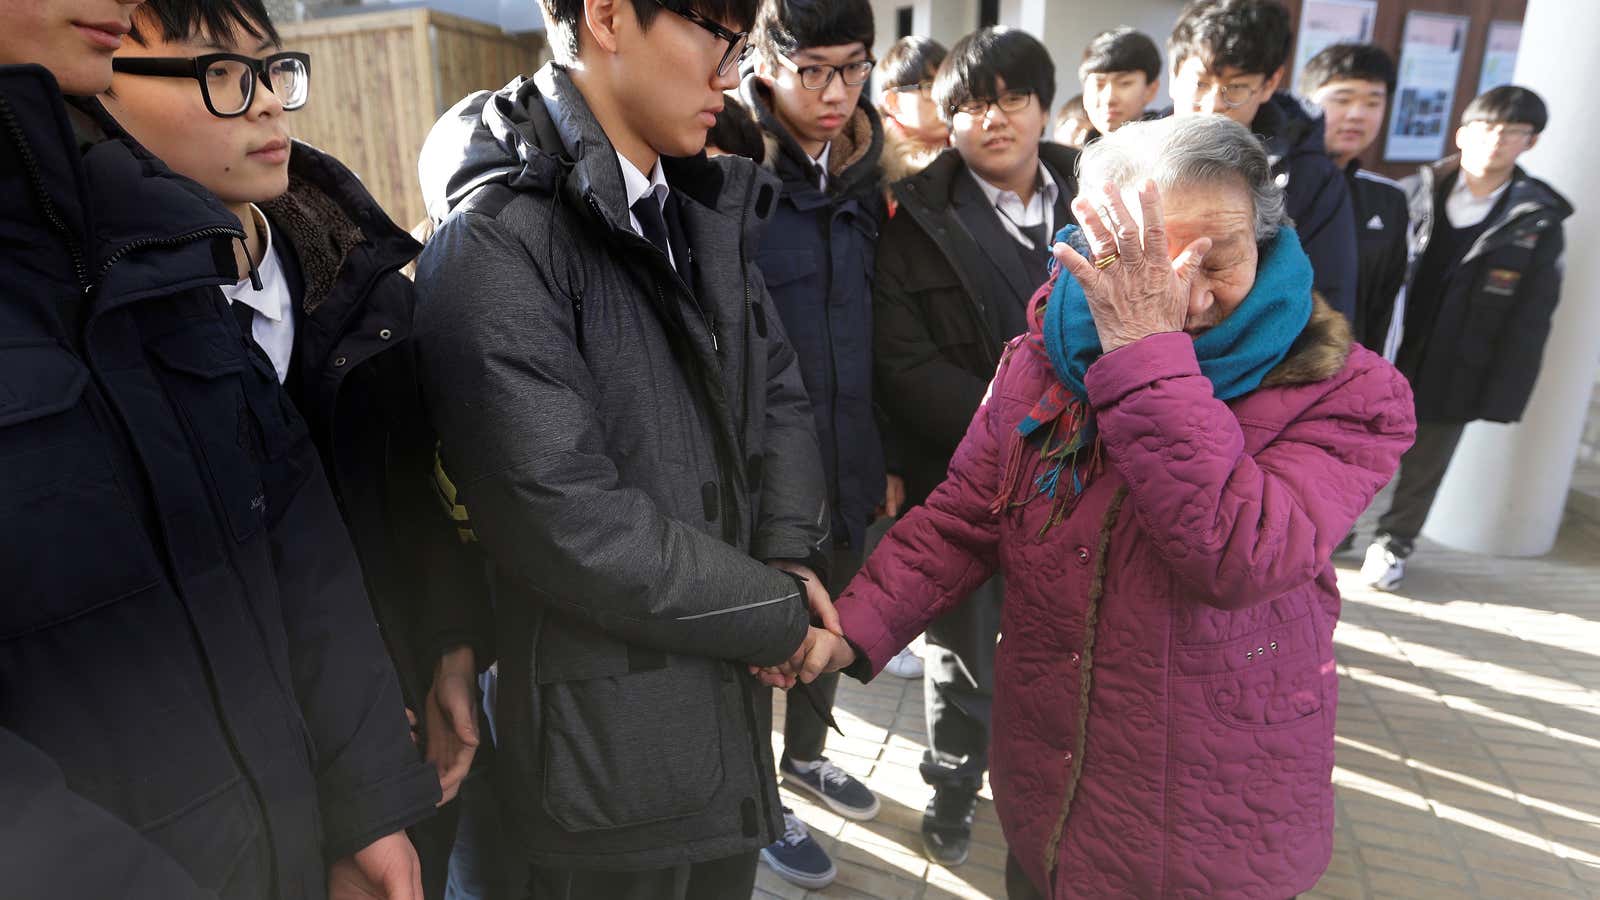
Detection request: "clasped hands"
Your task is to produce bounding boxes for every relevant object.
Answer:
[755,561,857,690]
[1054,179,1214,351]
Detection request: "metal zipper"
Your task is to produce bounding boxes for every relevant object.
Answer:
[0,93,89,293]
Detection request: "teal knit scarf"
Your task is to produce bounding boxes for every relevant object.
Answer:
[992,224,1313,533]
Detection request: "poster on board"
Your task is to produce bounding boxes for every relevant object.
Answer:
[1477,21,1523,96]
[1386,12,1470,162]
[1290,0,1378,95]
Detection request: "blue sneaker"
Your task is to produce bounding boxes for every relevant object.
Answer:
[760,807,836,890]
[781,755,881,821]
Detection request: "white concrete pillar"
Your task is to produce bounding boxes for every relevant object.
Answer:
[1421,0,1600,556]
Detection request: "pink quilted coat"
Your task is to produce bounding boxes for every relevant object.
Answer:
[837,300,1415,898]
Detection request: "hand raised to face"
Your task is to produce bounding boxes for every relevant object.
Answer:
[1054,179,1214,351]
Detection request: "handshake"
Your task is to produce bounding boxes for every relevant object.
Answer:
[755,561,859,690]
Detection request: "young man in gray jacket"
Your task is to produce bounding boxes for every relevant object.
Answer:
[411,0,846,896]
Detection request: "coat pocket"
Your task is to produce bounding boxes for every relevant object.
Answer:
[0,343,161,639]
[137,776,268,895]
[538,658,726,832]
[145,320,279,542]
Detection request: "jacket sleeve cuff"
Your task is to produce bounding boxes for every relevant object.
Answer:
[1084,332,1201,409]
[320,759,441,861]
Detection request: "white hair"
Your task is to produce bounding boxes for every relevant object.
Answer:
[1076,115,1288,243]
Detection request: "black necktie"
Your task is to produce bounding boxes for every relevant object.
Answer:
[631,193,674,269]
[1015,221,1048,250]
[231,299,257,339]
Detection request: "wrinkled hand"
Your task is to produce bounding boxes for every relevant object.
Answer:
[753,626,857,689]
[877,474,906,520]
[424,645,479,805]
[767,560,839,634]
[328,832,422,900]
[1055,180,1212,352]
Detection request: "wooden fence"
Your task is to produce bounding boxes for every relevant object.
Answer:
[279,9,547,229]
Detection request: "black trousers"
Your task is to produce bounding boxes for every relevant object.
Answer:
[524,850,758,900]
[781,543,861,762]
[1375,421,1467,554]
[921,575,1002,793]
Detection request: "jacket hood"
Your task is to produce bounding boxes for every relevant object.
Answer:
[1419,154,1575,223]
[1251,93,1326,165]
[420,63,776,245]
[265,140,420,316]
[739,73,883,198]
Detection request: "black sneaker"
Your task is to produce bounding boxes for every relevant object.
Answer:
[781,756,881,821]
[921,787,977,867]
[761,807,837,889]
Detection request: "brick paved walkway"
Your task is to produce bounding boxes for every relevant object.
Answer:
[759,510,1600,899]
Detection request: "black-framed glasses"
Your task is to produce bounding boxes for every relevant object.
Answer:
[778,54,876,91]
[651,0,748,77]
[892,82,934,98]
[112,51,311,118]
[953,90,1033,119]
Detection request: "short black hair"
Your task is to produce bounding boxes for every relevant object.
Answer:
[879,35,947,92]
[753,0,875,61]
[1301,43,1395,96]
[933,27,1056,123]
[539,0,758,64]
[707,95,766,161]
[1168,0,1292,79]
[1079,27,1161,84]
[1462,85,1549,134]
[129,0,281,48]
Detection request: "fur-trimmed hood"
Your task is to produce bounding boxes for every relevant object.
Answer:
[1261,294,1353,388]
[738,72,883,200]
[880,115,944,184]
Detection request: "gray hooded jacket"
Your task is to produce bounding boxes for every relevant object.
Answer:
[412,64,830,868]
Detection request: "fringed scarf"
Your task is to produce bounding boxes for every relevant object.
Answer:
[992,224,1314,534]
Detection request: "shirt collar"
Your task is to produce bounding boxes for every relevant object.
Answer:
[229,204,287,323]
[618,150,670,211]
[1450,171,1511,205]
[968,162,1058,212]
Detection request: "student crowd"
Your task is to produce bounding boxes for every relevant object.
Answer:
[0,0,1571,898]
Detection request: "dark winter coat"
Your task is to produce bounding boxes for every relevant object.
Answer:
[0,65,438,899]
[1344,161,1410,353]
[262,142,490,703]
[411,64,830,869]
[1252,94,1359,323]
[740,75,886,551]
[1399,156,1572,423]
[873,144,1080,508]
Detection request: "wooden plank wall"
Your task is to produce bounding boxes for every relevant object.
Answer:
[278,9,547,229]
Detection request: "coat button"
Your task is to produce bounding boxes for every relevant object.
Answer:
[1063,750,1073,762]
[1069,652,1081,667]
[334,356,347,367]
[379,328,392,340]
[1076,547,1090,565]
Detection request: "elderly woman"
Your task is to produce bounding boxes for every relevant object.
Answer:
[772,115,1415,898]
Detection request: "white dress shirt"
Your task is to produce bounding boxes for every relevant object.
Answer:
[618,150,675,270]
[1445,174,1511,228]
[222,204,295,384]
[969,163,1060,247]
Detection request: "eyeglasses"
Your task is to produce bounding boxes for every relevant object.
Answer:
[953,91,1033,119]
[651,0,749,78]
[1466,120,1536,141]
[892,82,934,98]
[112,52,310,118]
[1179,76,1261,110]
[778,54,876,91]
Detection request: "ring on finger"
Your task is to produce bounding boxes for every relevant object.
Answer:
[1094,252,1120,270]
